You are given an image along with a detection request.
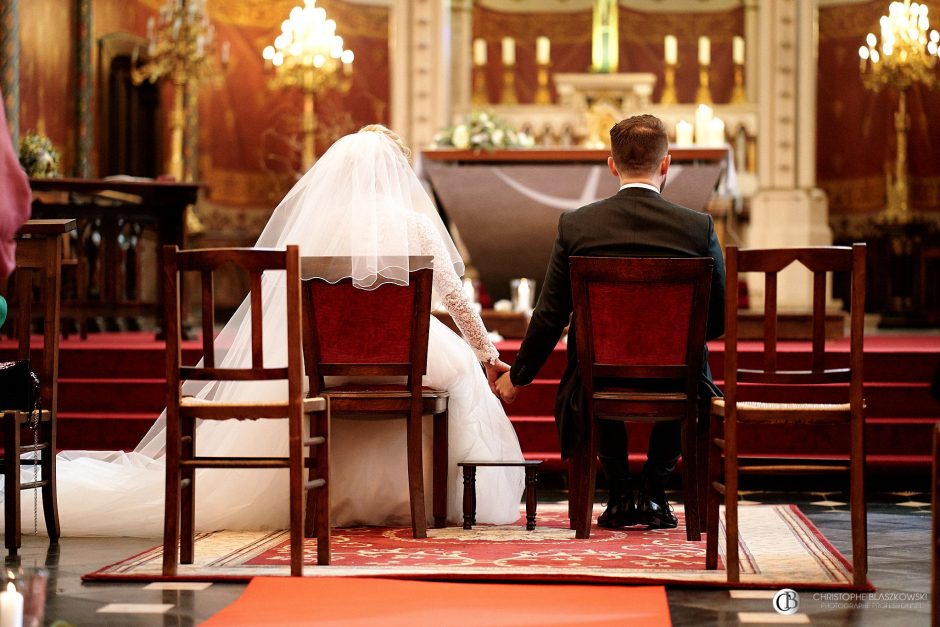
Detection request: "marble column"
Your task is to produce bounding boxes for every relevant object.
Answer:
[0,0,21,145]
[450,0,472,117]
[75,0,93,177]
[748,0,831,309]
[390,0,450,149]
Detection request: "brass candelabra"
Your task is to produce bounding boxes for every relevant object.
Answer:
[730,63,747,104]
[262,0,354,169]
[501,65,518,105]
[859,0,940,223]
[132,0,227,183]
[535,63,552,105]
[695,64,712,105]
[472,65,488,105]
[660,62,678,105]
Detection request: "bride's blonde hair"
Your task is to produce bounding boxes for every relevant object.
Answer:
[359,124,412,164]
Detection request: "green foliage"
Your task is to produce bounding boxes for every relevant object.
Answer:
[435,111,534,152]
[18,131,60,178]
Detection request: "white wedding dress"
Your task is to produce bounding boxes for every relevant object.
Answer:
[2,129,525,536]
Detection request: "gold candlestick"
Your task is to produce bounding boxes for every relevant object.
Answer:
[660,63,678,105]
[535,63,552,105]
[695,63,712,105]
[472,65,488,105]
[730,63,747,104]
[501,65,518,104]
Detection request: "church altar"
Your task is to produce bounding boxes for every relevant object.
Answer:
[420,147,732,302]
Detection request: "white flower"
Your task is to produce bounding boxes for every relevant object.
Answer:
[491,129,505,146]
[452,124,470,149]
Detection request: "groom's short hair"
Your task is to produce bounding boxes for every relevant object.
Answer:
[609,115,668,176]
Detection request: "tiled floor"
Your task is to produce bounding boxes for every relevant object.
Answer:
[5,491,932,626]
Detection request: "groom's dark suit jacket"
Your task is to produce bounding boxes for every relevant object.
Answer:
[508,186,726,460]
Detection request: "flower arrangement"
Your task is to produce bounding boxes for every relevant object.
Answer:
[18,132,60,178]
[434,111,534,152]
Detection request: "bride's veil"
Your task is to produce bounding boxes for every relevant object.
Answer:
[136,129,464,457]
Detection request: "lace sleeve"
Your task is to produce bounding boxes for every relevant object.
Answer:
[411,216,500,364]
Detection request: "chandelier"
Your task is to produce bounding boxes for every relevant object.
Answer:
[858,0,940,221]
[262,1,354,168]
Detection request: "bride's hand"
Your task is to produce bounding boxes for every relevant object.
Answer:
[495,372,518,404]
[483,359,510,395]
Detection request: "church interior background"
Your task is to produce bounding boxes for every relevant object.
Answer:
[6,0,940,320]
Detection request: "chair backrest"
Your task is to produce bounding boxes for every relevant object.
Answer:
[724,244,866,401]
[570,256,714,393]
[301,256,434,394]
[163,245,303,393]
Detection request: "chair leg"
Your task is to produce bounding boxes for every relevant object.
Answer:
[315,407,331,566]
[289,414,303,577]
[696,401,711,536]
[39,416,60,542]
[850,415,868,586]
[705,412,721,570]
[4,412,22,557]
[405,406,427,539]
[681,417,701,541]
[432,409,448,528]
[180,416,196,565]
[567,460,580,531]
[574,428,597,540]
[162,411,182,576]
[724,416,740,583]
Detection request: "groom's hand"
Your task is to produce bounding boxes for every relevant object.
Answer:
[495,372,518,404]
[484,359,511,395]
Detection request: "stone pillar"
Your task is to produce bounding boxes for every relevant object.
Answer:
[390,0,450,149]
[75,0,93,177]
[450,0,472,119]
[0,0,21,145]
[743,0,759,104]
[748,0,831,309]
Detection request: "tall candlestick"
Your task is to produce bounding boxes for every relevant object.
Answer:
[536,36,551,65]
[501,37,515,65]
[664,35,677,65]
[473,38,487,66]
[733,35,745,65]
[698,36,710,65]
[0,583,23,627]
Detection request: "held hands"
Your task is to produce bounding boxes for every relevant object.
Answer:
[495,371,519,404]
[483,359,511,395]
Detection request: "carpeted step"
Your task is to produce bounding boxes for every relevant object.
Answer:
[57,412,159,451]
[58,378,166,413]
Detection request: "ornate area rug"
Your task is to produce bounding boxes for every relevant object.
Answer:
[84,504,869,590]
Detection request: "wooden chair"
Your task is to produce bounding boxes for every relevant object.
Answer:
[932,422,940,624]
[1,220,75,556]
[568,256,714,541]
[162,245,329,577]
[706,244,867,586]
[301,256,448,539]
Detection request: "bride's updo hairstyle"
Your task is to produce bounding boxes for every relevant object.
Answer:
[359,124,413,165]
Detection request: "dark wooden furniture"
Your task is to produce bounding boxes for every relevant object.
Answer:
[1,219,75,556]
[458,460,542,531]
[706,244,867,586]
[933,422,940,624]
[568,256,714,541]
[29,177,200,336]
[162,245,329,577]
[301,256,448,539]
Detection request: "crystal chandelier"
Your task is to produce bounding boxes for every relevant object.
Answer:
[858,1,940,221]
[262,0,354,168]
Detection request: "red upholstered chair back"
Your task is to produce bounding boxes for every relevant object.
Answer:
[571,257,714,385]
[301,256,434,390]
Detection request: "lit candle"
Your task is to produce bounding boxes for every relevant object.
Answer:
[664,35,677,65]
[221,41,231,65]
[501,37,515,65]
[733,35,745,65]
[146,16,154,41]
[515,278,531,312]
[536,36,551,65]
[473,38,487,66]
[694,104,713,145]
[0,583,23,627]
[675,120,694,146]
[698,36,710,65]
[463,277,476,304]
[708,117,726,146]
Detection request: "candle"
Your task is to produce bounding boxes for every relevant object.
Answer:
[0,583,23,627]
[664,35,677,65]
[536,36,550,65]
[221,41,231,65]
[733,35,745,65]
[146,16,154,41]
[698,36,710,65]
[473,38,487,66]
[501,37,515,65]
[463,277,476,304]
[708,117,726,146]
[694,104,713,145]
[675,120,694,146]
[515,278,531,312]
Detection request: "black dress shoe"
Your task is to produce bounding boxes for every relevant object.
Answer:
[637,494,678,529]
[597,494,637,529]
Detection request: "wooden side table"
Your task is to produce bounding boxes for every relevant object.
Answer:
[458,460,542,531]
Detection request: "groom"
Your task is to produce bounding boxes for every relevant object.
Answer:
[494,114,725,529]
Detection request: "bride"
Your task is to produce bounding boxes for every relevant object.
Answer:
[5,125,525,536]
